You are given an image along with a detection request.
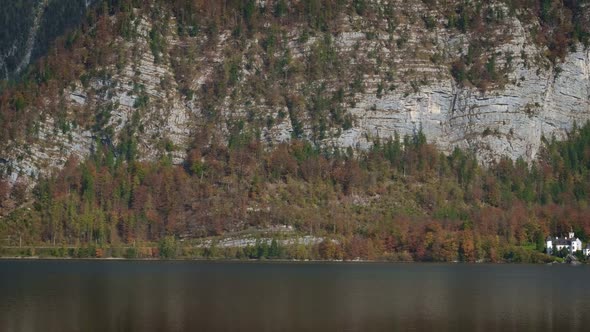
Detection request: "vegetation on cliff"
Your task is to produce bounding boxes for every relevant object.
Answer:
[1,0,589,144]
[1,1,590,262]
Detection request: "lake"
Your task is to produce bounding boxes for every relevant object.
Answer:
[1,260,589,331]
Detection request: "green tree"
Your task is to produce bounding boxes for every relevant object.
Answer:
[269,238,280,258]
[159,236,178,259]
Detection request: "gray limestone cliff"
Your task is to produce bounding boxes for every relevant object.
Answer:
[1,1,589,185]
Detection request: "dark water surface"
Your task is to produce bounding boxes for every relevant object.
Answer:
[1,260,589,331]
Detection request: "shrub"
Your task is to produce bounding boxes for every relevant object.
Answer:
[124,247,138,259]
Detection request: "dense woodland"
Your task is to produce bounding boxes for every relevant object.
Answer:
[1,0,590,261]
[3,122,590,262]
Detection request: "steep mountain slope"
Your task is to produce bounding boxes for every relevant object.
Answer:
[0,0,95,80]
[0,0,589,185]
[2,1,590,261]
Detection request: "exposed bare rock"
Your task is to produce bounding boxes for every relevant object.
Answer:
[2,1,590,187]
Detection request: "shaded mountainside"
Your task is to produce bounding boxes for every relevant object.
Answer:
[0,0,96,80]
[1,0,590,261]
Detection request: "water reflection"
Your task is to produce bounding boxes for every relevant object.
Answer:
[1,261,590,332]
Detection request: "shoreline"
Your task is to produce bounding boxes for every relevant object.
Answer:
[0,256,402,263]
[0,242,578,264]
[0,255,580,265]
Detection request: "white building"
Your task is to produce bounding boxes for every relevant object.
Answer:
[545,230,583,255]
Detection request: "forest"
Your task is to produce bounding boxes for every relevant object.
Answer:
[3,121,590,262]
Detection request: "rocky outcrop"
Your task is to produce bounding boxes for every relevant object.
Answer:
[14,0,49,75]
[2,1,590,186]
[335,43,590,163]
[322,15,590,163]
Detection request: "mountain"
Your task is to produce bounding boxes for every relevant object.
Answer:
[0,0,96,80]
[1,0,589,185]
[1,0,590,262]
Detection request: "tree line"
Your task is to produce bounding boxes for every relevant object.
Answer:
[3,122,590,262]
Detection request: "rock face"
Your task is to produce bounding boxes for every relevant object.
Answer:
[338,33,590,163]
[1,1,590,185]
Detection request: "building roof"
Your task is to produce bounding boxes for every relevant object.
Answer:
[552,237,580,245]
[547,233,582,247]
[554,238,569,245]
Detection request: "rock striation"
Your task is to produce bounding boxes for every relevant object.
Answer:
[1,1,590,186]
